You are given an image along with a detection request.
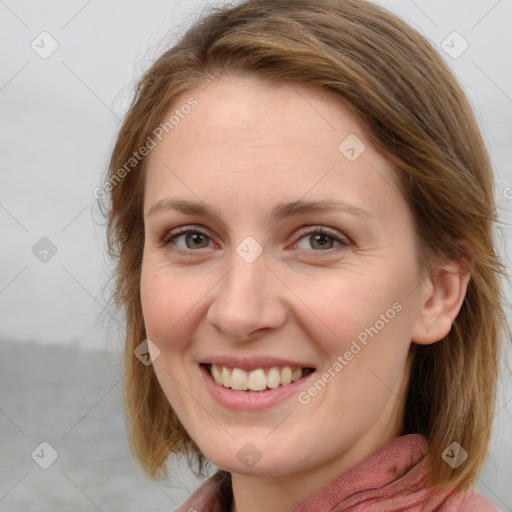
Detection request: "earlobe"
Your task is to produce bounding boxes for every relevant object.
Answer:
[411,263,471,345]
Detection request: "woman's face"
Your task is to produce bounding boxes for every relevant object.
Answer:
[141,74,424,480]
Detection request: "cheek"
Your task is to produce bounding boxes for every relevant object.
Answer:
[140,256,218,358]
[291,269,404,339]
[289,266,416,389]
[140,259,187,348]
[140,261,199,412]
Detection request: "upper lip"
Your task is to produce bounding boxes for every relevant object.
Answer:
[200,356,315,371]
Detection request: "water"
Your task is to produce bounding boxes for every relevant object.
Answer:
[0,340,204,512]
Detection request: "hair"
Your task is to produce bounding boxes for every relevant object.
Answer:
[103,0,508,493]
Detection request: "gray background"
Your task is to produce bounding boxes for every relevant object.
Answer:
[1,0,511,510]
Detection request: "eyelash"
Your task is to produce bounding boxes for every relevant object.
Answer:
[159,225,350,257]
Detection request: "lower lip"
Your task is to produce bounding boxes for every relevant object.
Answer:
[200,365,316,411]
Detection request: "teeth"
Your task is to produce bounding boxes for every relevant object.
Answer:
[212,364,222,385]
[267,367,281,388]
[247,369,267,391]
[208,364,305,391]
[280,367,292,386]
[292,368,302,382]
[230,368,248,390]
[221,366,232,387]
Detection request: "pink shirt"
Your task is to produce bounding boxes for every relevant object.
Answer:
[173,434,498,511]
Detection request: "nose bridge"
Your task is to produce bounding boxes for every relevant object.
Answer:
[207,243,285,339]
[219,246,269,314]
[229,251,265,298]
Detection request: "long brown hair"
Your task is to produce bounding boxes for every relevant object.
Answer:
[103,0,508,492]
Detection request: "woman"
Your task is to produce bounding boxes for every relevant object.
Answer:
[102,0,507,510]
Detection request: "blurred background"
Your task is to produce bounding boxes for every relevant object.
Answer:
[1,0,511,510]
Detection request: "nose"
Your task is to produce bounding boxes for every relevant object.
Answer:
[206,250,287,342]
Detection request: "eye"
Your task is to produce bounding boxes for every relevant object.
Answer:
[161,226,214,254]
[292,227,350,252]
[160,225,350,256]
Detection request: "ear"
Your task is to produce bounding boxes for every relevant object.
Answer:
[411,255,471,345]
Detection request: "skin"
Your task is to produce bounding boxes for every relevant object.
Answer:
[140,73,469,512]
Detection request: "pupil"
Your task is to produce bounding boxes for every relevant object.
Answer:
[187,233,207,248]
[312,234,332,249]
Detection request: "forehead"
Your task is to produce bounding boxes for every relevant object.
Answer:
[151,74,370,159]
[143,74,403,218]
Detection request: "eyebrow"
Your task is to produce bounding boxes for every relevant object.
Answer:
[146,198,372,223]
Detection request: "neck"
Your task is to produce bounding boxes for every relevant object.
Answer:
[230,425,399,512]
[230,351,414,512]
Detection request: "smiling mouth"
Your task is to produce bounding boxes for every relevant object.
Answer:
[201,363,316,392]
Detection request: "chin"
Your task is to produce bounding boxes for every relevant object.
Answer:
[207,450,290,477]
